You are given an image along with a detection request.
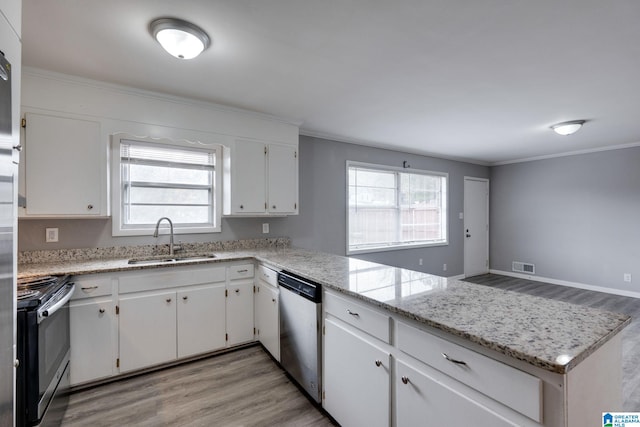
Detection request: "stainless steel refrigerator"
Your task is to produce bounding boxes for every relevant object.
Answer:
[0,48,17,426]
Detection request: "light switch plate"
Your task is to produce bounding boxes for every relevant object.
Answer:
[45,228,59,243]
[262,223,269,234]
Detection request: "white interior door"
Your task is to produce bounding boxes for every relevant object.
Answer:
[464,177,489,277]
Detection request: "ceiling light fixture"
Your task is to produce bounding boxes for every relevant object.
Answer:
[551,120,586,136]
[150,18,210,60]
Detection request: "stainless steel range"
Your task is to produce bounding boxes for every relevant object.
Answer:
[16,275,75,427]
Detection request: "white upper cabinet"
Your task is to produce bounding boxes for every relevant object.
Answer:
[20,112,107,217]
[223,138,298,216]
[1,0,21,36]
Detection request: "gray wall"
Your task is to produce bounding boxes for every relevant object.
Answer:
[286,136,490,275]
[490,146,640,292]
[18,135,489,277]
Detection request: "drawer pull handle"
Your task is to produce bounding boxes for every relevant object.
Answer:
[81,286,99,291]
[442,353,467,366]
[346,309,359,317]
[166,298,172,303]
[98,308,105,314]
[237,269,248,273]
[375,360,382,367]
[401,376,410,385]
[183,296,188,301]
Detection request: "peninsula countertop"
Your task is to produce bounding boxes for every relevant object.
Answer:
[18,246,631,375]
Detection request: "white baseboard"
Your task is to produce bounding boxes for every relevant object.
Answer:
[447,274,466,280]
[489,269,640,299]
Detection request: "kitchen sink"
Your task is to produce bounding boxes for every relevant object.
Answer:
[127,254,217,265]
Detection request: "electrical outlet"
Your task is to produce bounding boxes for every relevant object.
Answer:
[443,264,447,271]
[262,223,269,234]
[45,228,59,243]
[418,258,423,266]
[624,273,632,283]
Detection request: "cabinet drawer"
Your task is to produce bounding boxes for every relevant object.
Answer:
[324,291,390,343]
[228,263,255,280]
[397,321,542,422]
[71,275,112,300]
[257,264,278,287]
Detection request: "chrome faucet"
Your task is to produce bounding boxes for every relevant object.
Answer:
[153,217,181,255]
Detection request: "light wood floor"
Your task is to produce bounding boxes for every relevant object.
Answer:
[61,345,336,427]
[464,273,640,411]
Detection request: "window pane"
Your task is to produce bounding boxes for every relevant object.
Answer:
[127,205,211,225]
[129,187,211,205]
[348,163,447,252]
[129,164,211,186]
[355,169,395,188]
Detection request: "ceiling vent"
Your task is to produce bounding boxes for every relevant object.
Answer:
[512,261,535,275]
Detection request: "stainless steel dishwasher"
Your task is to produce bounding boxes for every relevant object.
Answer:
[278,271,322,403]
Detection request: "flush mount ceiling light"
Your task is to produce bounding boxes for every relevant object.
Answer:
[551,120,586,136]
[150,18,210,60]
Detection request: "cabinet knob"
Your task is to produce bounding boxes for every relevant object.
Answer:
[166,298,172,303]
[14,359,19,368]
[272,205,276,209]
[375,360,382,367]
[87,204,94,210]
[272,298,276,303]
[401,376,410,385]
[235,289,240,294]
[98,308,105,314]
[183,296,188,301]
[240,205,244,209]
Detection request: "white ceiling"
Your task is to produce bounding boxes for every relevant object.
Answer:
[21,0,640,164]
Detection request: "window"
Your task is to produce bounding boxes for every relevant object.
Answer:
[111,134,222,236]
[347,162,448,254]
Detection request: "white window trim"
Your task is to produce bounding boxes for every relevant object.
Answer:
[111,133,222,236]
[346,161,449,255]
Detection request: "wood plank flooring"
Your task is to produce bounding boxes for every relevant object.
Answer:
[464,273,640,411]
[61,345,336,427]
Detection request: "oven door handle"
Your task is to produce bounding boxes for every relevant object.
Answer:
[37,284,75,324]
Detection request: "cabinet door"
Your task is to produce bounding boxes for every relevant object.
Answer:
[396,360,517,427]
[323,318,390,427]
[119,290,177,372]
[267,144,297,214]
[226,281,255,346]
[177,284,226,358]
[23,113,104,216]
[255,282,279,361]
[231,139,266,214]
[69,298,115,385]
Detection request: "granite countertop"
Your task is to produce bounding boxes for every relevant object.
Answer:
[19,245,631,374]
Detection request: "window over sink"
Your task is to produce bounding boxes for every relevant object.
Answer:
[111,133,222,236]
[347,161,448,254]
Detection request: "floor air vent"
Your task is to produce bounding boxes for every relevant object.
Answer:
[512,261,535,274]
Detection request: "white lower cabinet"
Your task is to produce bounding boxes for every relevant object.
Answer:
[323,318,390,427]
[255,280,279,360]
[255,265,280,361]
[177,284,226,358]
[226,280,254,346]
[396,360,517,427]
[69,274,117,386]
[69,297,116,385]
[119,290,177,372]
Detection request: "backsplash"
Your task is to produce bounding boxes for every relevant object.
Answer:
[18,237,291,264]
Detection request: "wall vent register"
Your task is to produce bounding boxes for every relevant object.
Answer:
[512,261,535,274]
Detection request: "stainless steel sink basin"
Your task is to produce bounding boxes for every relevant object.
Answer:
[127,254,217,265]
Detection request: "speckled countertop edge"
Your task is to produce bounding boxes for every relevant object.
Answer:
[18,244,631,374]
